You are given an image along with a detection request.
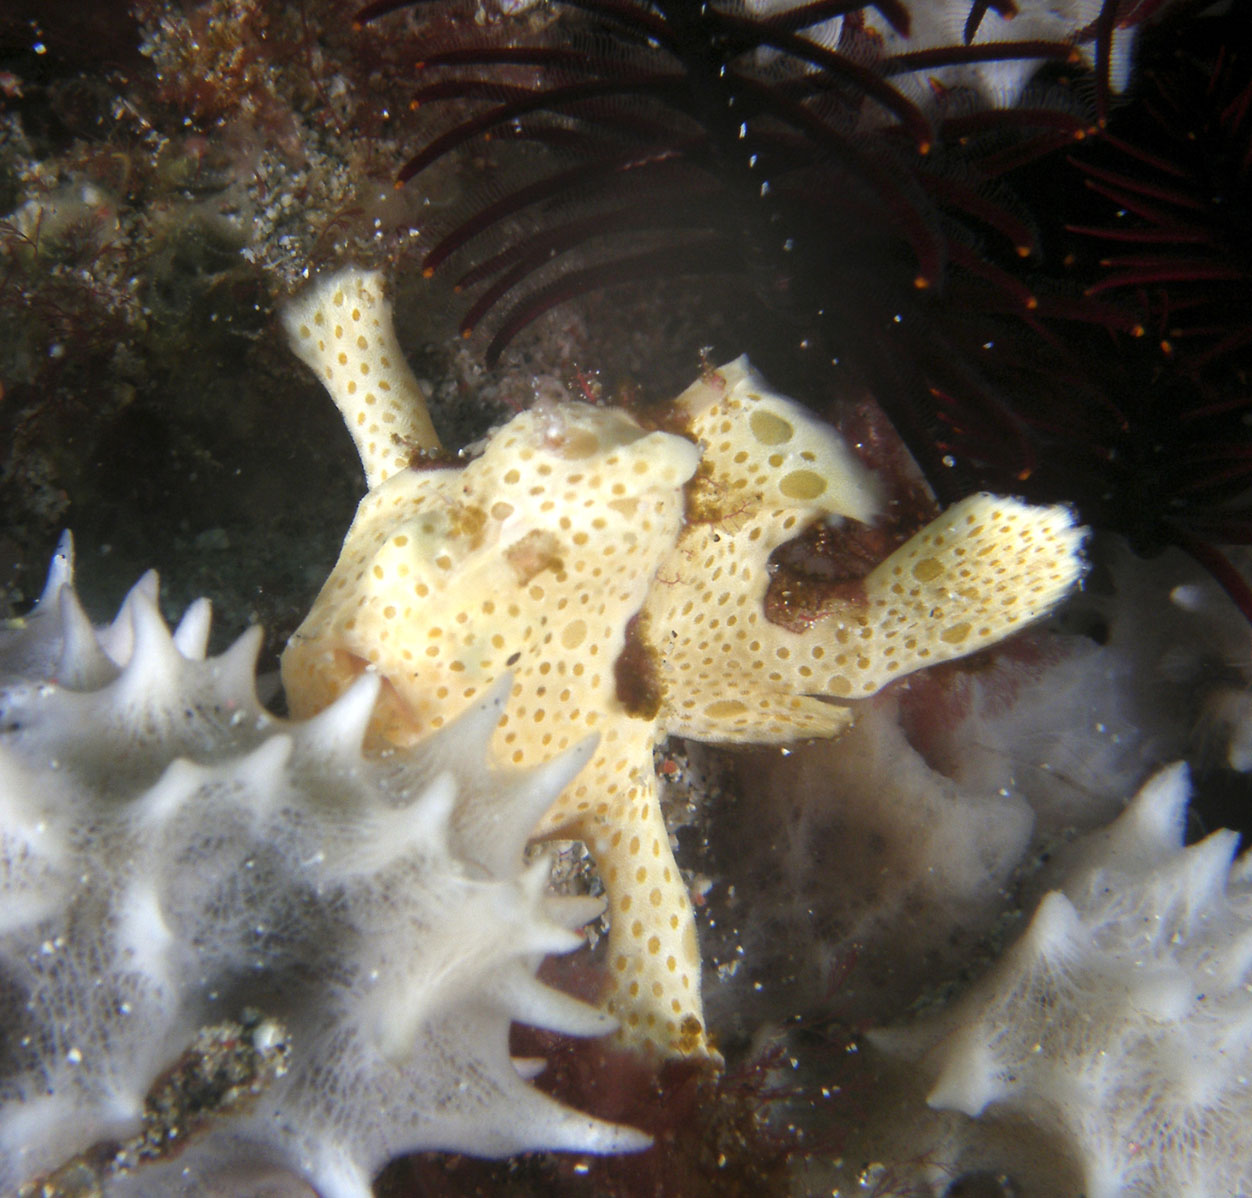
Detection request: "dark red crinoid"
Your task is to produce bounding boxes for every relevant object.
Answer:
[1073,15,1252,493]
[353,0,1130,480]
[354,0,1252,616]
[958,4,1252,614]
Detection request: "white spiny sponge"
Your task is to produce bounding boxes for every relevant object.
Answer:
[873,762,1252,1198]
[763,0,1150,117]
[0,534,647,1198]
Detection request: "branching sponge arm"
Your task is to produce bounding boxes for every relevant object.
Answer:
[283,266,441,486]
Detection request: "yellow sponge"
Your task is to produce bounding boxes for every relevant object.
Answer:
[281,281,1086,1058]
[282,267,441,485]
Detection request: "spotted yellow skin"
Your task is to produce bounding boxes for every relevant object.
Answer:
[283,267,439,484]
[281,269,1086,1057]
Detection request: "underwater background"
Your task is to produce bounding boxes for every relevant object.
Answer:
[3,0,1252,1194]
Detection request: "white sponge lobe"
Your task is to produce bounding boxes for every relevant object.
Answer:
[0,536,647,1197]
[876,762,1252,1198]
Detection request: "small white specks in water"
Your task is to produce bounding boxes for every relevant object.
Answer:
[252,1019,286,1054]
[65,1047,82,1064]
[859,1163,885,1188]
[1170,583,1206,611]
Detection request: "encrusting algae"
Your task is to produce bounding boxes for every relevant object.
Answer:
[280,266,1086,1057]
